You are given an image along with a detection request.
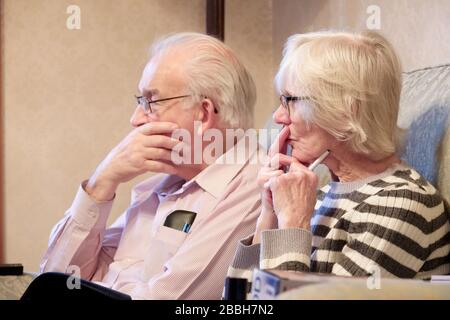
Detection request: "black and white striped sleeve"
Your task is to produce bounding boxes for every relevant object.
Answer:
[332,187,448,278]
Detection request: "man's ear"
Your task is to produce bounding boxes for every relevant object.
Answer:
[196,97,218,135]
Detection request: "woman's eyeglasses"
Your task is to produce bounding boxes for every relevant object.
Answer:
[279,94,310,117]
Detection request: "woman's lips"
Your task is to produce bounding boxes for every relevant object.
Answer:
[286,140,311,167]
[286,139,296,151]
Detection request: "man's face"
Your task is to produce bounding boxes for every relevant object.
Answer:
[131,51,198,136]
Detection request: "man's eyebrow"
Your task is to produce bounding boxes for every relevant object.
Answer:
[141,88,159,97]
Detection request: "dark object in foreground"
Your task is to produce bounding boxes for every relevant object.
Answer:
[20,272,131,300]
[0,263,23,276]
[223,277,248,300]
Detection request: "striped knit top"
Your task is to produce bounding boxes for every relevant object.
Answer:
[228,163,450,283]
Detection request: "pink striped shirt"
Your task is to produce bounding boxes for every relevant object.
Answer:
[40,142,265,299]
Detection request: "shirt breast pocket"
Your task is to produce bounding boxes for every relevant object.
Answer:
[154,225,188,256]
[140,226,188,282]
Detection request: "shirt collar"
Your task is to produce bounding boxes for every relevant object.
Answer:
[154,174,186,197]
[144,137,261,200]
[188,137,260,198]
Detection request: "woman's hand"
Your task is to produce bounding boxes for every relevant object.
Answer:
[253,126,290,244]
[266,158,318,230]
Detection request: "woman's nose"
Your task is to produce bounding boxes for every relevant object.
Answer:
[130,105,150,127]
[273,104,291,125]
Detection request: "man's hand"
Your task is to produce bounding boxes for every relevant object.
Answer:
[86,122,181,201]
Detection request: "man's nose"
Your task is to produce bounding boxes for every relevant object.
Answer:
[273,104,291,125]
[130,105,151,127]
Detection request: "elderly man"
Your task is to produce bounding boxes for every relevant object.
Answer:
[39,33,264,299]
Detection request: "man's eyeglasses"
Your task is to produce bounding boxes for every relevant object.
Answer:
[135,94,191,114]
[279,94,310,117]
[135,94,219,114]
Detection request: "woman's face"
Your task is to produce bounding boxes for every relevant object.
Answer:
[273,96,336,166]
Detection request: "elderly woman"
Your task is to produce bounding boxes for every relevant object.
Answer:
[228,31,449,283]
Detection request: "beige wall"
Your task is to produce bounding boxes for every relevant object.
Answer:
[226,0,274,128]
[273,0,450,72]
[2,0,273,271]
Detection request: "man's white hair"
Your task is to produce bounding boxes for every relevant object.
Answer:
[149,32,256,130]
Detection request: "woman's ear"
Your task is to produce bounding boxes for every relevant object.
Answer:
[197,97,218,135]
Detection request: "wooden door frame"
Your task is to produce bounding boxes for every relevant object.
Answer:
[206,0,224,41]
[0,0,4,263]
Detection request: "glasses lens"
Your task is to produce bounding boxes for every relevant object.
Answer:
[139,97,152,113]
[280,95,289,114]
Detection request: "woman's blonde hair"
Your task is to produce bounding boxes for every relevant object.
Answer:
[275,30,402,160]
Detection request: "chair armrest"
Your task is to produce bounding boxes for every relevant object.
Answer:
[0,273,37,300]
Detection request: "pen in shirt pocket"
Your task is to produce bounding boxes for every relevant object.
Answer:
[182,223,191,233]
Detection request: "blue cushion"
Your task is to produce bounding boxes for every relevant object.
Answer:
[402,105,449,185]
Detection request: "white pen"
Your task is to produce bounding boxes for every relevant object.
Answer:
[264,149,331,189]
[308,149,330,171]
